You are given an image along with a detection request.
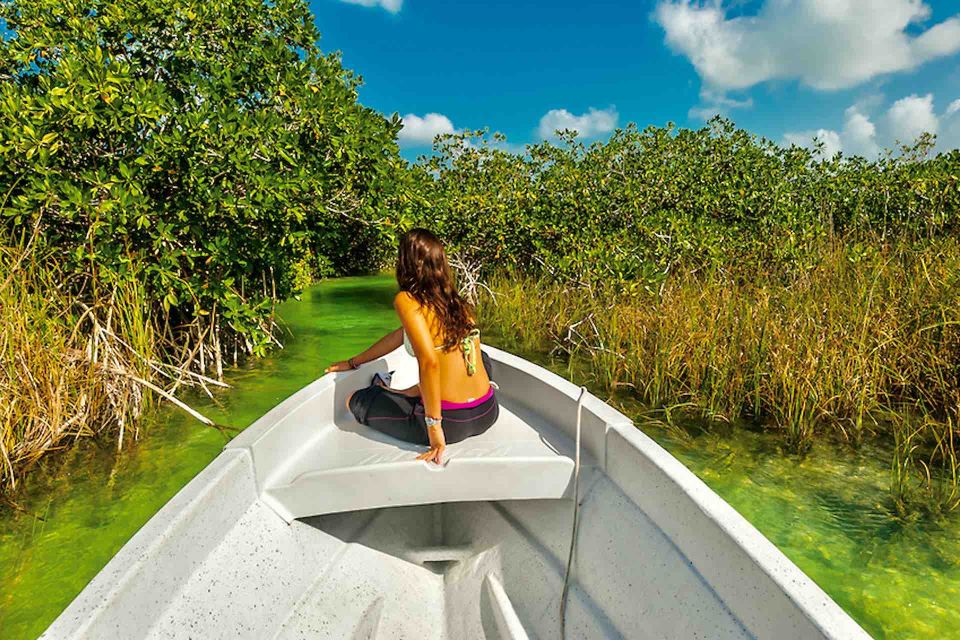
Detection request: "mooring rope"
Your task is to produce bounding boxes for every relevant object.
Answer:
[560,385,588,639]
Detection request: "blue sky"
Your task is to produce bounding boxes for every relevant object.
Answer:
[308,0,960,161]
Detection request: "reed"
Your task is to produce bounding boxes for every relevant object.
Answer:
[478,238,960,514]
[0,241,227,494]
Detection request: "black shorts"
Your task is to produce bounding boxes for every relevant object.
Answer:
[348,351,499,446]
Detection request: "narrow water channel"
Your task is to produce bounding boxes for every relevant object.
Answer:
[1,275,958,639]
[0,276,399,639]
[652,425,960,639]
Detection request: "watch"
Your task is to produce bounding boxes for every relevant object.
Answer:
[425,415,443,428]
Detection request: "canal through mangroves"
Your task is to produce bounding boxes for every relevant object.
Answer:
[0,276,399,639]
[1,275,958,639]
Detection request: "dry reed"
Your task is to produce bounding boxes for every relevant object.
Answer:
[479,238,960,515]
[0,242,230,494]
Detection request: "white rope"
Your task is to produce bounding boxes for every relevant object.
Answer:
[560,386,588,639]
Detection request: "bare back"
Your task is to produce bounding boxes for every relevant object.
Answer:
[411,303,490,403]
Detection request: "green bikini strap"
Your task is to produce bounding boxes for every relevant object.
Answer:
[462,328,481,375]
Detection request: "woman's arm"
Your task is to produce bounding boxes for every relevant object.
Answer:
[394,292,445,464]
[324,327,403,373]
[384,383,420,397]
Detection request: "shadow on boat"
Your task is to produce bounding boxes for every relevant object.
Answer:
[328,357,425,453]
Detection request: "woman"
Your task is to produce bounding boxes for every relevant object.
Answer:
[325,228,499,465]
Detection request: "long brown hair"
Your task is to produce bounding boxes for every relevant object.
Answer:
[396,228,475,349]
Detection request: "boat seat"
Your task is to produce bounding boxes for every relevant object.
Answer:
[260,400,578,522]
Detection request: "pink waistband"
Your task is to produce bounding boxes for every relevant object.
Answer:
[441,386,495,410]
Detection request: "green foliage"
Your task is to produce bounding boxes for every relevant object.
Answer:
[413,120,960,515]
[479,239,960,514]
[413,120,960,292]
[0,0,403,356]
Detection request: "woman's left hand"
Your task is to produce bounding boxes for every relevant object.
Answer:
[417,444,445,465]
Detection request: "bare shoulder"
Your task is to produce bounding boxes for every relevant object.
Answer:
[393,291,419,314]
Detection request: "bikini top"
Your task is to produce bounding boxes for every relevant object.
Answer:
[403,327,482,375]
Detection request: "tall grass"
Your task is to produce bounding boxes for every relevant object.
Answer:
[0,242,225,494]
[478,238,960,516]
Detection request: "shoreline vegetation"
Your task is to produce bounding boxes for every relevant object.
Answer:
[418,123,959,519]
[0,235,236,495]
[478,238,960,517]
[1,0,958,523]
[0,0,401,495]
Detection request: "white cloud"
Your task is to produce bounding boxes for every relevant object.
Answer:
[397,113,456,147]
[689,88,754,120]
[784,129,843,158]
[887,94,939,143]
[842,106,880,157]
[783,93,959,157]
[655,0,960,93]
[340,0,402,14]
[537,106,619,140]
[784,103,883,159]
[940,99,960,149]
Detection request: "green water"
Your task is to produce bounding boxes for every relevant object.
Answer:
[649,425,960,640]
[0,276,400,639]
[1,275,958,639]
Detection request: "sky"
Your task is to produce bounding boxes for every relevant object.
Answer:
[308,0,960,161]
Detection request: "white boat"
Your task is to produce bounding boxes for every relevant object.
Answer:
[42,346,871,639]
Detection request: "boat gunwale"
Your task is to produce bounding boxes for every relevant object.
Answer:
[40,448,256,639]
[484,346,872,640]
[42,345,872,640]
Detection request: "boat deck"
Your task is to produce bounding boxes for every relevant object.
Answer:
[228,348,594,522]
[43,346,872,640]
[262,399,583,521]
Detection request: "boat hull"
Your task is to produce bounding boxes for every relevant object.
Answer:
[41,347,870,639]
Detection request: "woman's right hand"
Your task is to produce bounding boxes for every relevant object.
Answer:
[325,360,353,374]
[417,443,445,465]
[417,423,446,465]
